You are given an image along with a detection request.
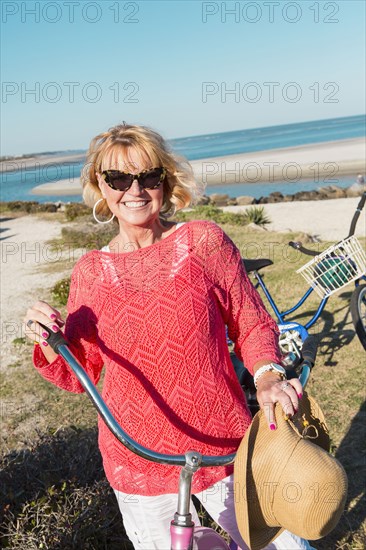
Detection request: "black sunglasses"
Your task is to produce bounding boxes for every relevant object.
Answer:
[101,167,166,192]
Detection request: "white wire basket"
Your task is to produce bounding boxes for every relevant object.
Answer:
[296,236,366,299]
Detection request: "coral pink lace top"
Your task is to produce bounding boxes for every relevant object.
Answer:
[33,221,281,495]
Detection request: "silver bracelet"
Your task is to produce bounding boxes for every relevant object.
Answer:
[253,363,286,389]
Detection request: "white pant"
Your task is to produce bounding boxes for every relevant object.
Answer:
[114,475,314,550]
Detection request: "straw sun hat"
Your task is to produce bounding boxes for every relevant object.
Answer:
[234,393,348,550]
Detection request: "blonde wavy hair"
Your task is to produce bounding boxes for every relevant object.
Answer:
[81,123,202,218]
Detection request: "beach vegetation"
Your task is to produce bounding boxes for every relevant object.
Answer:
[52,277,71,307]
[1,225,365,549]
[0,201,58,214]
[242,205,271,227]
[64,203,92,221]
[174,204,271,228]
[51,223,118,252]
[12,337,27,346]
[175,205,248,225]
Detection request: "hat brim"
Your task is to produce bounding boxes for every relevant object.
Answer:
[234,407,284,550]
[234,392,331,550]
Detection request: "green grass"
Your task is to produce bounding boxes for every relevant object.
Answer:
[1,219,365,549]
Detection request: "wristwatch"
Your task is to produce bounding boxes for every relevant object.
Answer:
[253,363,287,389]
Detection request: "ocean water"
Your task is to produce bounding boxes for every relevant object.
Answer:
[1,115,364,203]
[170,114,366,160]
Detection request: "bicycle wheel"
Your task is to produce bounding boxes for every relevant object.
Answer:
[350,284,366,350]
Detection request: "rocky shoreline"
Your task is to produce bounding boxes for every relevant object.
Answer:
[198,181,365,207]
[1,181,364,216]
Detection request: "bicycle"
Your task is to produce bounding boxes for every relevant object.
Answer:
[42,325,317,550]
[241,192,366,359]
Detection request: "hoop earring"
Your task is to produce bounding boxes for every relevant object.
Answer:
[93,198,115,224]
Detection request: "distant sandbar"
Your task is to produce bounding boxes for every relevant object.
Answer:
[27,137,366,196]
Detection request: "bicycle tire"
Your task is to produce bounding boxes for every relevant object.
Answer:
[350,284,366,350]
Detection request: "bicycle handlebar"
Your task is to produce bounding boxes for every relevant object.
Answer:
[288,191,366,256]
[348,191,366,238]
[288,241,318,257]
[300,334,317,366]
[40,324,315,468]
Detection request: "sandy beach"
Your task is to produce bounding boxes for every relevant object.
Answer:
[28,137,366,196]
[225,196,366,241]
[0,153,86,174]
[191,138,366,185]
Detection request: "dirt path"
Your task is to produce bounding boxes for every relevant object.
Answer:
[0,215,74,369]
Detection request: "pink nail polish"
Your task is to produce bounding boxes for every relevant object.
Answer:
[42,332,49,339]
[42,341,48,347]
[270,423,276,431]
[297,393,303,399]
[50,314,57,319]
[52,325,59,332]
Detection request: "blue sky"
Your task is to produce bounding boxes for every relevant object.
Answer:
[1,0,365,155]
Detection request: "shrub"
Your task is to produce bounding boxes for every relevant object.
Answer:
[12,337,27,346]
[243,206,271,228]
[60,224,116,251]
[175,205,247,226]
[0,201,57,213]
[52,277,71,306]
[64,203,92,221]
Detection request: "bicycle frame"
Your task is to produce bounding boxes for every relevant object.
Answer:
[252,270,329,330]
[251,192,366,334]
[253,270,366,333]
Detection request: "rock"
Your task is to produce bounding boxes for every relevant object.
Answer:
[267,192,284,203]
[268,192,284,203]
[309,191,320,200]
[210,193,230,206]
[196,195,211,205]
[318,185,346,199]
[227,198,238,206]
[293,191,311,201]
[257,197,268,204]
[345,182,365,197]
[236,195,255,205]
[283,195,294,202]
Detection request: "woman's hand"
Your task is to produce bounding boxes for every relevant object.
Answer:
[24,300,64,361]
[255,372,303,430]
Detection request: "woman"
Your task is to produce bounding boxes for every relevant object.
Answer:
[24,123,309,549]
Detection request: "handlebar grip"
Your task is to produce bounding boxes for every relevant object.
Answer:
[39,322,68,354]
[300,335,317,366]
[288,240,301,250]
[288,241,318,257]
[348,192,366,237]
[359,192,366,210]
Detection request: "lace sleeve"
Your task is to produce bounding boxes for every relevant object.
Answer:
[199,222,282,374]
[33,256,104,393]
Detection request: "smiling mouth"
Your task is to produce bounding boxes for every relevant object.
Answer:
[122,201,149,209]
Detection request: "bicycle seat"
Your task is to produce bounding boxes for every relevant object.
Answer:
[242,258,273,273]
